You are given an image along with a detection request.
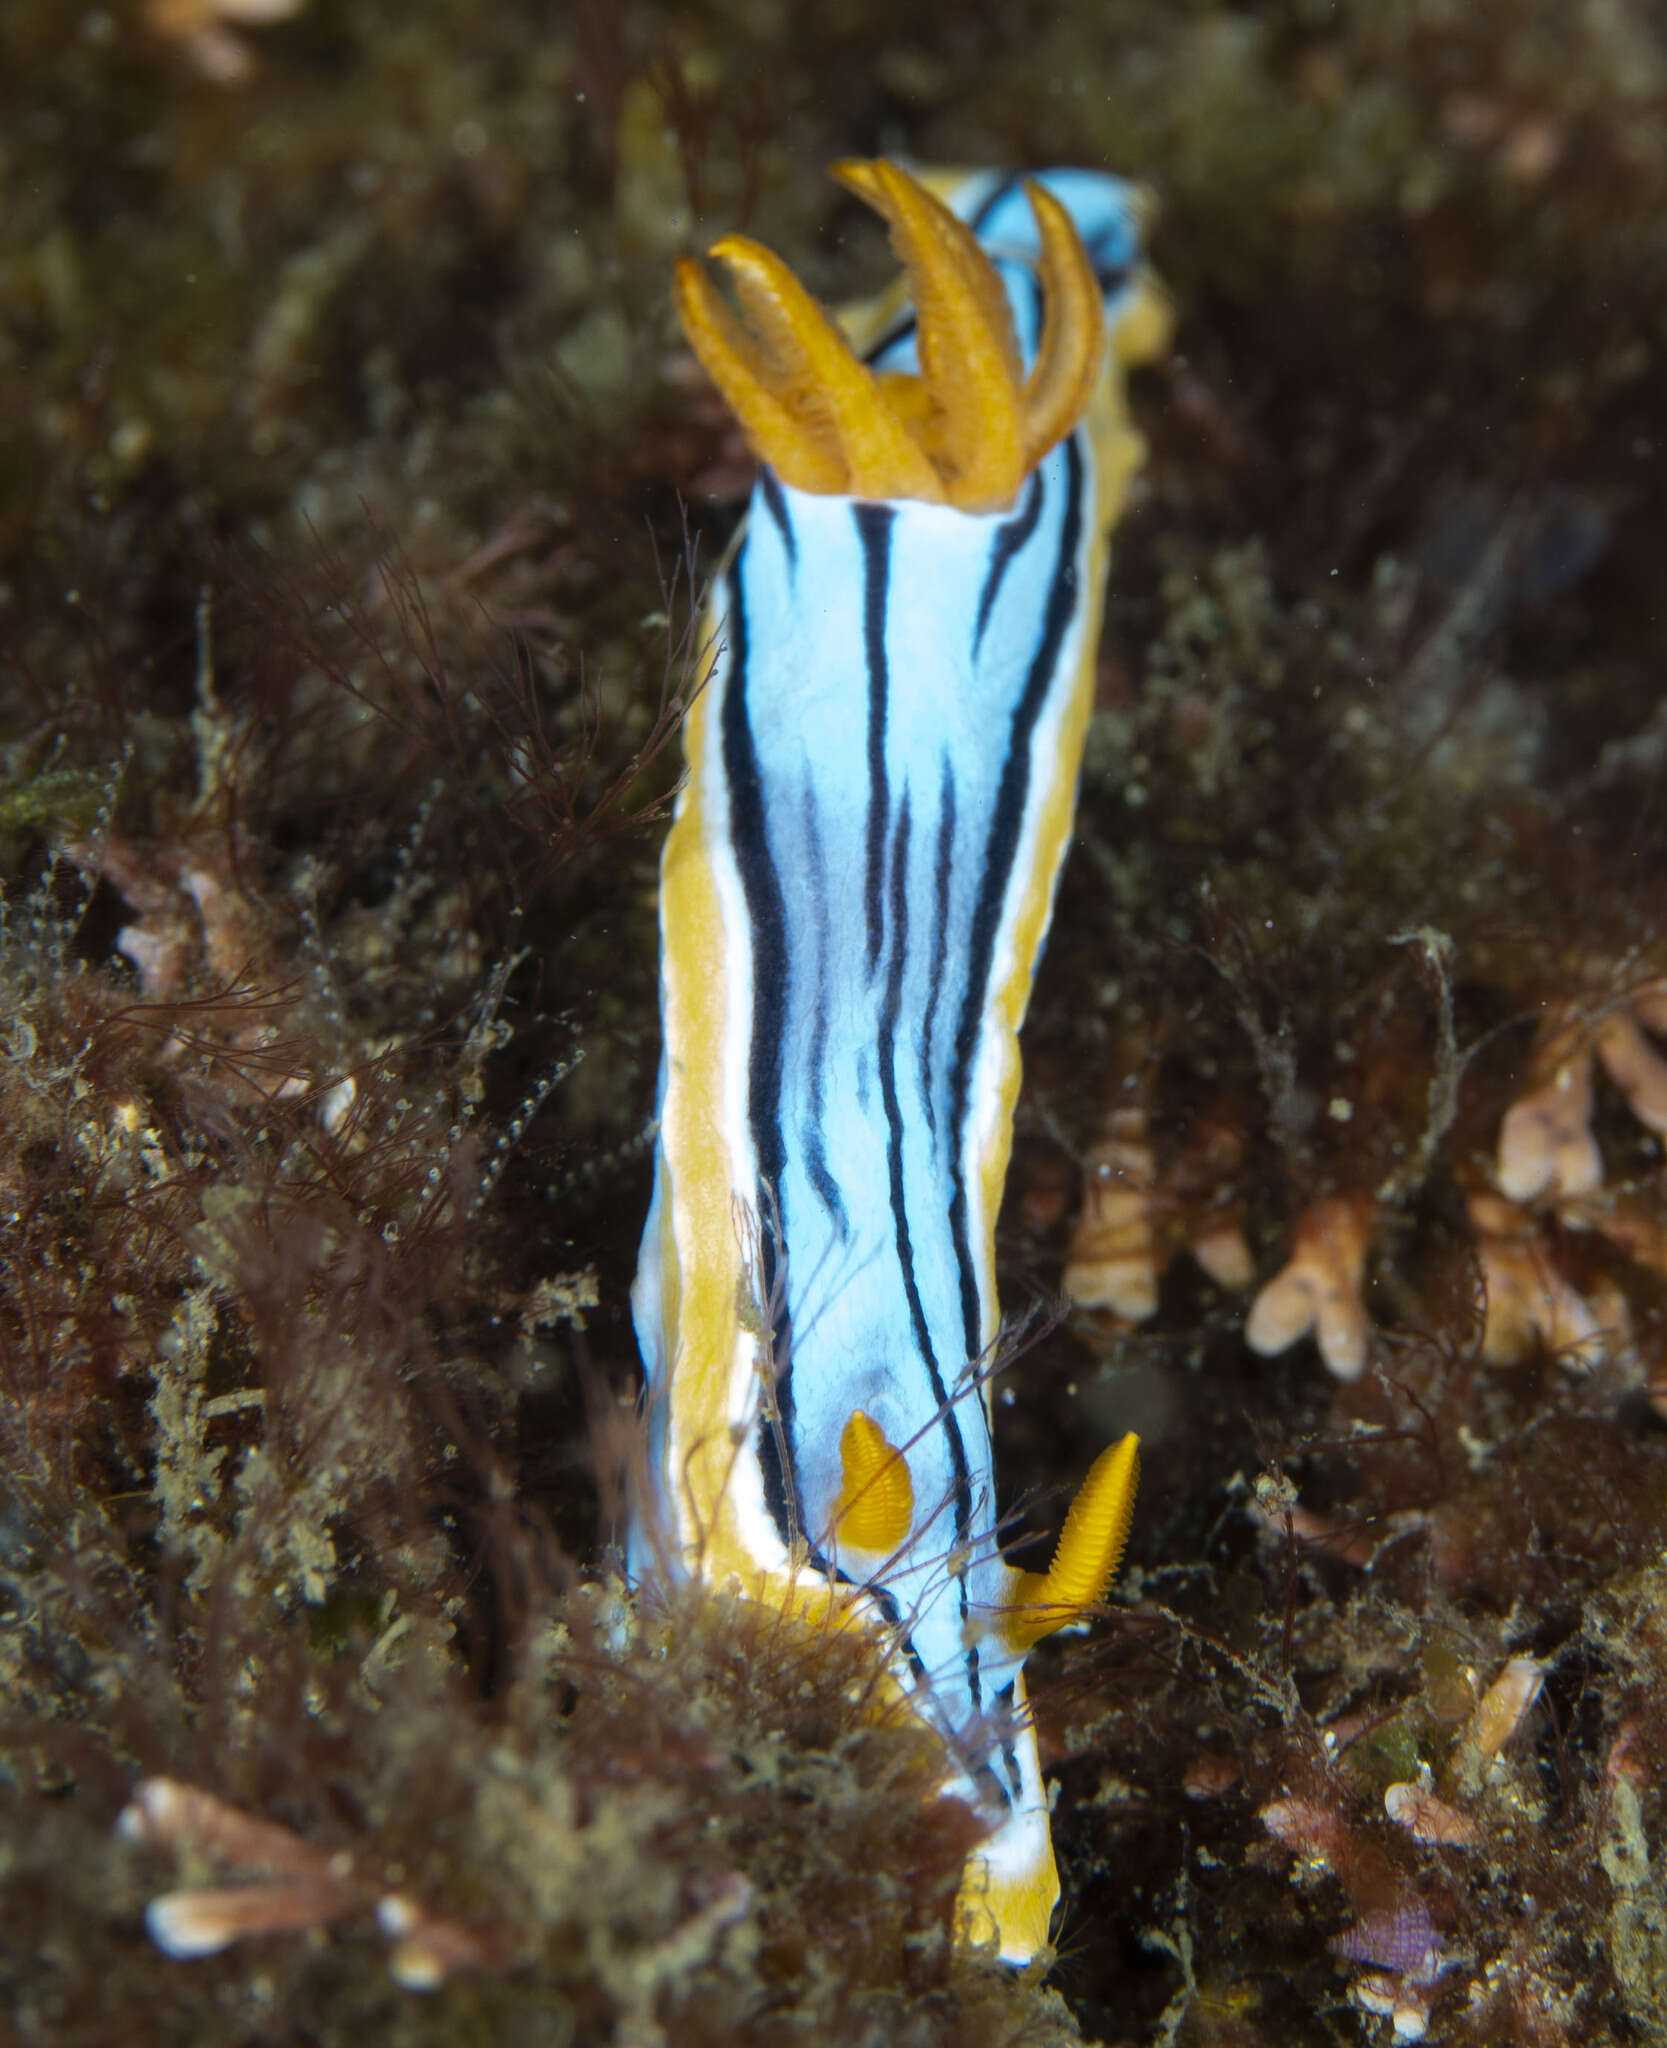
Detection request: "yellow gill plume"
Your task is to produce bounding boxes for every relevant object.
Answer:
[1003,1433,1139,1653]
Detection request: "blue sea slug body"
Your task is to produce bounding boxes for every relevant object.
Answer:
[634,159,1168,1961]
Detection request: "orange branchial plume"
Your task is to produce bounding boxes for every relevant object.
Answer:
[1005,1433,1139,1652]
[834,1409,915,1553]
[673,160,1107,512]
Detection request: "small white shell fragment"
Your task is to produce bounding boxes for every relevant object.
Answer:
[1384,1780,1480,1846]
[1246,1194,1372,1379]
[1063,1111,1160,1319]
[1497,1052,1599,1204]
[145,1880,331,1958]
[1472,1656,1544,1759]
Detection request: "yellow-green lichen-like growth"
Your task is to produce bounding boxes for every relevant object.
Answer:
[672,159,1108,512]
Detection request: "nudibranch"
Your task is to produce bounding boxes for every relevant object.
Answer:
[633,160,1169,1963]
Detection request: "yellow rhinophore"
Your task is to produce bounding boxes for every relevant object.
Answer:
[673,160,1106,512]
[833,1409,916,1555]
